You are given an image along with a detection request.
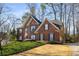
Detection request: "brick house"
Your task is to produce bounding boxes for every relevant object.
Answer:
[17,15,64,43]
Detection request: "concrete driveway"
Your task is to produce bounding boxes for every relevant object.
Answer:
[66,42,79,56]
[14,44,72,56]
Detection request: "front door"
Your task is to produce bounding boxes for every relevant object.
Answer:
[40,34,43,41]
[50,33,53,41]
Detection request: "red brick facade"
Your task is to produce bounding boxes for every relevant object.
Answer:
[25,18,40,39]
[17,16,63,43]
[34,18,61,42]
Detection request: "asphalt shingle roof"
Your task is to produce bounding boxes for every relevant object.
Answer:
[31,15,41,24]
[50,20,62,26]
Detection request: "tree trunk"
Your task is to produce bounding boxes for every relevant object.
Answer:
[64,4,67,34]
[60,3,63,21]
[0,41,2,56]
[52,4,57,20]
[72,4,75,37]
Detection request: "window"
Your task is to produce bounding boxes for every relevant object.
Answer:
[45,24,48,30]
[25,28,27,32]
[20,29,22,33]
[31,26,35,31]
[40,34,43,41]
[50,33,53,41]
[31,35,35,40]
[19,36,22,40]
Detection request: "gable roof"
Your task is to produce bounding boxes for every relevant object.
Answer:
[22,15,41,28]
[21,15,31,28]
[50,20,62,26]
[34,18,60,33]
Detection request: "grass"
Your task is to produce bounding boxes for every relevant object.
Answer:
[0,41,45,56]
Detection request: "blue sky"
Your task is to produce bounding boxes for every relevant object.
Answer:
[5,3,40,18]
[4,3,41,28]
[5,3,27,18]
[4,3,55,20]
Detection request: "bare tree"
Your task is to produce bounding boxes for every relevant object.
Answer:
[60,3,63,21]
[26,3,36,16]
[72,4,75,37]
[0,4,12,55]
[47,3,58,20]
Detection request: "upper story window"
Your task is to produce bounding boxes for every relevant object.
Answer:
[31,26,35,31]
[45,24,48,30]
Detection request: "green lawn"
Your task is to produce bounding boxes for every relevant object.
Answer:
[0,41,45,56]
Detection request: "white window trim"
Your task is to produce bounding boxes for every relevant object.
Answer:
[19,36,22,40]
[50,33,53,41]
[31,26,35,31]
[31,35,35,40]
[45,24,48,30]
[40,34,43,41]
[20,29,22,33]
[25,28,27,32]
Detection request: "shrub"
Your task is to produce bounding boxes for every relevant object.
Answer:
[10,35,16,41]
[65,34,77,43]
[48,41,58,44]
[66,39,76,43]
